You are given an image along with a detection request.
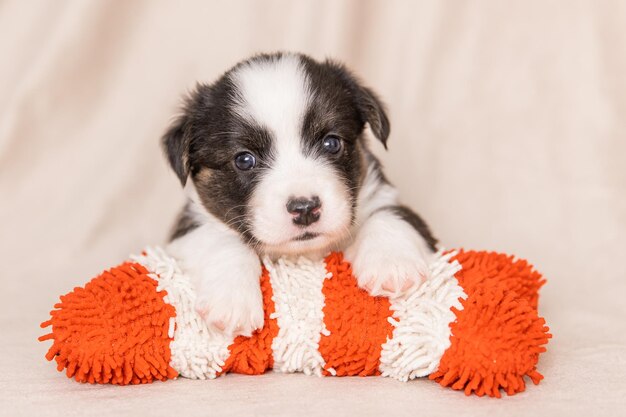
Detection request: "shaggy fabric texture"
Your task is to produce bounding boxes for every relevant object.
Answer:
[39,262,177,384]
[40,248,550,398]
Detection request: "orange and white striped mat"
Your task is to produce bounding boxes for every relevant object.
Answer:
[41,246,550,397]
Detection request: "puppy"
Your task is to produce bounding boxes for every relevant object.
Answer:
[163,52,437,337]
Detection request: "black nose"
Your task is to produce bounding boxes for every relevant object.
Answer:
[286,196,321,226]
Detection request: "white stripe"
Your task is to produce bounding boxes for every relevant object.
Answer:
[265,256,329,376]
[379,250,466,381]
[131,247,234,380]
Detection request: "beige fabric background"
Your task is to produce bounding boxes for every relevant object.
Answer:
[1,1,625,416]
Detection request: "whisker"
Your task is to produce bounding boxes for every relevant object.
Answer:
[209,131,240,138]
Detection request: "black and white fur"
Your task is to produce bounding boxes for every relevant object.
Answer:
[163,53,437,337]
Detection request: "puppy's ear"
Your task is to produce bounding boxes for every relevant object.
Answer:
[161,114,191,186]
[353,85,391,148]
[330,61,391,148]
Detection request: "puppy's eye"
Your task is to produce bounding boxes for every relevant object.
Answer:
[322,135,342,154]
[234,152,256,170]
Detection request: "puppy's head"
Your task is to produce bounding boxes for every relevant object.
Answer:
[163,52,389,256]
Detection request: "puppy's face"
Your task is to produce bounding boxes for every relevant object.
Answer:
[163,53,389,256]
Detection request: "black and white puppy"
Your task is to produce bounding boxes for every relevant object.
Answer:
[163,52,437,336]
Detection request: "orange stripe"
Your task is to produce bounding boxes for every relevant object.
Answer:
[318,252,394,376]
[39,262,177,385]
[429,250,551,397]
[221,267,278,375]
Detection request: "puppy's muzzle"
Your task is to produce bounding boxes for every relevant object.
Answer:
[286,196,321,226]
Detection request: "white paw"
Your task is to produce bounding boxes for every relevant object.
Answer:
[177,245,264,336]
[166,220,265,338]
[348,247,429,297]
[195,281,264,337]
[345,214,433,298]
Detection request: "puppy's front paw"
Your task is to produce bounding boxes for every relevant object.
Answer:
[346,240,430,298]
[192,256,264,337]
[195,286,264,337]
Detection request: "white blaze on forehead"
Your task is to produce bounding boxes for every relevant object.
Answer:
[231,55,353,253]
[231,54,312,153]
[231,54,320,198]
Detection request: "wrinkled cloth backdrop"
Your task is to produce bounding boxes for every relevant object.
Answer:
[1,1,624,416]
